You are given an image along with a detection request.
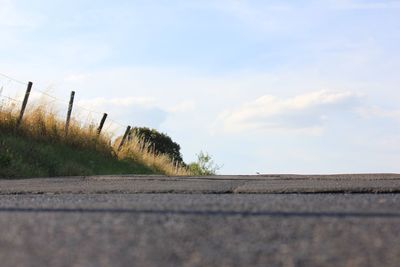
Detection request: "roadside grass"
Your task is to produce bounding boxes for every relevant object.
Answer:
[0,102,190,178]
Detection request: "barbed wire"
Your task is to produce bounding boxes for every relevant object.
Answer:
[0,73,111,118]
[107,117,125,127]
[33,88,62,101]
[0,72,132,135]
[0,72,28,85]
[34,87,106,117]
[74,103,104,116]
[0,95,22,103]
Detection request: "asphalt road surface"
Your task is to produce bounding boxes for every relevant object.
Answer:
[0,174,399,267]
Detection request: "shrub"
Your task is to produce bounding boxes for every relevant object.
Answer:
[130,127,184,164]
[188,151,221,175]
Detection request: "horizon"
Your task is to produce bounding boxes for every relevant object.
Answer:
[1,0,400,174]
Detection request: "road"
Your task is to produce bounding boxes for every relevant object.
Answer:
[0,174,399,266]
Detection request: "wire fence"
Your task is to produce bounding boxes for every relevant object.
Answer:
[0,72,129,140]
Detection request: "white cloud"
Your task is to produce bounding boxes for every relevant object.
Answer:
[77,97,156,109]
[215,90,362,134]
[75,96,198,130]
[357,106,400,120]
[75,96,168,131]
[64,74,89,83]
[166,100,196,113]
[77,96,196,114]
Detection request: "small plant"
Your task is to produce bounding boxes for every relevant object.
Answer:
[188,151,221,176]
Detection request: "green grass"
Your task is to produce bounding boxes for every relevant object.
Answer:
[0,132,155,178]
[0,103,190,178]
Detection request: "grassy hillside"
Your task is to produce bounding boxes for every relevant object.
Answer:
[0,104,189,178]
[0,132,154,178]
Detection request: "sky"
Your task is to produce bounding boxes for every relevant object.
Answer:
[1,0,400,174]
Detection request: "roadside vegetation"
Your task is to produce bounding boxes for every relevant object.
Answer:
[188,151,221,176]
[0,102,191,178]
[130,127,184,164]
[0,94,222,178]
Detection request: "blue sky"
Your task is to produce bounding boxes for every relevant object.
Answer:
[1,0,400,174]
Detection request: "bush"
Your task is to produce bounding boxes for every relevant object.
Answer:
[130,127,184,164]
[188,151,221,175]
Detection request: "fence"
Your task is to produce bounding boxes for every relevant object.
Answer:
[0,72,132,150]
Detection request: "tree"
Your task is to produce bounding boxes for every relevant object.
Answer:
[130,127,184,164]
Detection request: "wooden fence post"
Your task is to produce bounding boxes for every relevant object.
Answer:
[118,126,131,151]
[65,91,75,135]
[127,128,132,142]
[16,81,33,126]
[175,160,179,175]
[97,113,108,136]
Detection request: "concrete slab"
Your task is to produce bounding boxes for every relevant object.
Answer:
[1,174,400,194]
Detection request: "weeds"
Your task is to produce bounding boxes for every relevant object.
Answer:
[0,102,191,177]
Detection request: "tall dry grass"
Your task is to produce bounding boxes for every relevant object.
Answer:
[0,101,190,176]
[116,134,190,176]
